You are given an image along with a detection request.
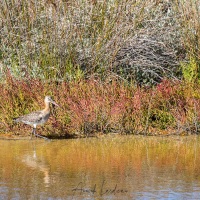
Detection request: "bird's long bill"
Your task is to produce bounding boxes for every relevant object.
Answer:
[50,100,60,107]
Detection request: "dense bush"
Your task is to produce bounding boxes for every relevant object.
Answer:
[1,0,200,85]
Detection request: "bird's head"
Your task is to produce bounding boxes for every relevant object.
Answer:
[45,96,59,107]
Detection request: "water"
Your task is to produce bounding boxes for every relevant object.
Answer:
[0,135,200,199]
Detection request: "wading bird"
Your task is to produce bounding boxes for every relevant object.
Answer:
[14,96,59,140]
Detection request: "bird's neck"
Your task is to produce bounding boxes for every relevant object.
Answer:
[43,102,50,113]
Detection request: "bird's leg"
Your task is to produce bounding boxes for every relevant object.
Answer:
[35,133,49,140]
[33,127,49,140]
[31,128,36,139]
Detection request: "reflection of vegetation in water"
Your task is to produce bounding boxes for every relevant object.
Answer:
[43,136,200,182]
[0,136,200,198]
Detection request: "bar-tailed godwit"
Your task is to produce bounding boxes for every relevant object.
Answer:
[14,96,59,139]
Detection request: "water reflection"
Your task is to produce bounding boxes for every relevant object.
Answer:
[22,147,50,186]
[0,136,200,199]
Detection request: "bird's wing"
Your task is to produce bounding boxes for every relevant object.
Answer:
[15,111,43,124]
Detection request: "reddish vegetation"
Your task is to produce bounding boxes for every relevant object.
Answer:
[0,72,200,138]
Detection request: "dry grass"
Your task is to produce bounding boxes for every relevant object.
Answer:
[1,0,200,85]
